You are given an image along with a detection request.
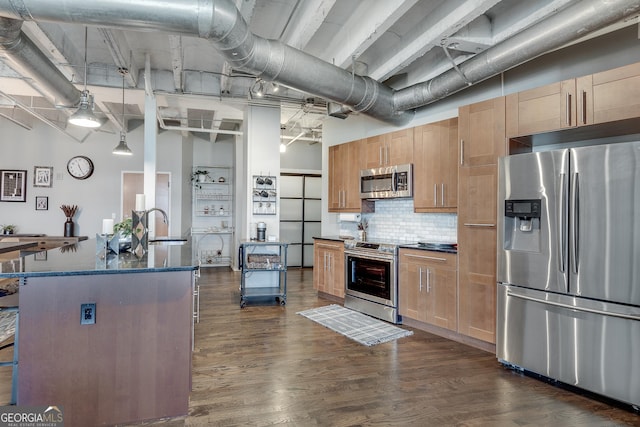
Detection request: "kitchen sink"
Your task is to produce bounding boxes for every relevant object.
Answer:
[149,237,188,245]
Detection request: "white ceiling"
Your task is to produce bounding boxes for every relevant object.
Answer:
[0,0,637,144]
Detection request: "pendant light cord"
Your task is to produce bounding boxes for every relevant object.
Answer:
[83,26,88,92]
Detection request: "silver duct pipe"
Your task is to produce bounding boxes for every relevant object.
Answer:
[0,0,638,125]
[0,0,413,126]
[0,16,80,107]
[393,0,640,111]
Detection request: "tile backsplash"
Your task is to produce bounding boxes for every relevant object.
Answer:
[340,199,457,243]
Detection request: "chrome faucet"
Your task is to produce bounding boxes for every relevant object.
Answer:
[145,208,168,224]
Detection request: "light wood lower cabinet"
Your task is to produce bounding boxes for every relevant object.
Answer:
[399,249,457,331]
[313,239,345,299]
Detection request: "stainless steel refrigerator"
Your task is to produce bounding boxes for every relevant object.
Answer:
[497,141,640,408]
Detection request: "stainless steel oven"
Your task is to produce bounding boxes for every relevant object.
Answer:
[344,241,399,324]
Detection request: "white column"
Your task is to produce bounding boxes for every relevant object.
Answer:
[242,104,281,241]
[144,54,157,236]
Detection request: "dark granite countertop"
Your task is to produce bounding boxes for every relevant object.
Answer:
[0,238,198,278]
[399,243,458,254]
[313,236,354,242]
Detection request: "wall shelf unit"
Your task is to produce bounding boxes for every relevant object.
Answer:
[191,166,233,268]
[252,175,277,215]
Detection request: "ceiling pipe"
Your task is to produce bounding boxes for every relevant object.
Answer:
[393,0,640,111]
[0,0,412,126]
[0,0,638,126]
[0,16,80,107]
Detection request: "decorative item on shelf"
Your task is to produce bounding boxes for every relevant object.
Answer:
[218,177,226,183]
[1,224,16,235]
[60,204,78,237]
[357,219,368,241]
[191,170,210,188]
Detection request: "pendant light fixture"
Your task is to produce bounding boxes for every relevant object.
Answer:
[113,68,133,156]
[68,26,101,128]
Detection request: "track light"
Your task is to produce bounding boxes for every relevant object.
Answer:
[69,26,101,128]
[255,80,264,97]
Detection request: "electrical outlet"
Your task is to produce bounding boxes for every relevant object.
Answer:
[81,303,96,325]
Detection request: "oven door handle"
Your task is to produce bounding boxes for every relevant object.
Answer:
[344,251,395,263]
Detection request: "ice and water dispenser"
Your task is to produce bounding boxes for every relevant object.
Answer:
[503,199,542,252]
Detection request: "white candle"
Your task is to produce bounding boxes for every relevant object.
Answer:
[102,218,114,235]
[135,194,146,211]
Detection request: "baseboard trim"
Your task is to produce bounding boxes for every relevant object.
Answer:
[401,317,496,354]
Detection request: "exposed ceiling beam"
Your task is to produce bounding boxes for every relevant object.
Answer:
[281,0,337,50]
[368,0,502,82]
[168,35,184,92]
[319,0,419,69]
[96,28,138,87]
[21,22,75,81]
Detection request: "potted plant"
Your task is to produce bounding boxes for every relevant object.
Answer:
[1,224,17,235]
[191,170,210,184]
[113,218,133,238]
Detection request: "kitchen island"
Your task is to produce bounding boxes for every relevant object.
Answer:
[0,238,198,427]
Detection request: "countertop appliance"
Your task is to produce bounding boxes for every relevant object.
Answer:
[344,239,404,323]
[360,164,412,199]
[497,141,640,408]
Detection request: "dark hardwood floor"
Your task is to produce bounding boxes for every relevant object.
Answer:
[1,268,638,426]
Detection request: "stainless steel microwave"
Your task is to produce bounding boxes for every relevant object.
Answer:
[360,163,413,199]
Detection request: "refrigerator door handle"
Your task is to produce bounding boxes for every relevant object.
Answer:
[507,291,640,321]
[570,172,580,274]
[558,173,566,273]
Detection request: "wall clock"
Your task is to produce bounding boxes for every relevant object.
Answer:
[67,155,94,180]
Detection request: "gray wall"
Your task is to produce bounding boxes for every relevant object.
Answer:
[0,123,187,237]
[321,25,640,237]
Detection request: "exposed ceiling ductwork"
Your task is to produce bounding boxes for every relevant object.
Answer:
[0,0,638,129]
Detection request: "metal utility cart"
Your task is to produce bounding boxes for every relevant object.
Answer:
[239,241,288,308]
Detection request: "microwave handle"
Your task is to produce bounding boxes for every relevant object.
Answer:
[391,170,397,192]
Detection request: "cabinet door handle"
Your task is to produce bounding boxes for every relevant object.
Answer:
[581,90,587,125]
[418,267,423,291]
[463,223,496,228]
[385,145,389,165]
[403,253,448,262]
[441,183,445,206]
[379,146,383,165]
[460,139,464,165]
[566,92,572,126]
[426,268,431,293]
[434,184,437,206]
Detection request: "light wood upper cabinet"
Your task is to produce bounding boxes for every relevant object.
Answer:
[329,140,361,212]
[399,248,457,331]
[459,97,506,167]
[362,129,413,169]
[413,118,458,212]
[589,61,640,124]
[506,62,640,138]
[313,239,345,298]
[506,79,576,137]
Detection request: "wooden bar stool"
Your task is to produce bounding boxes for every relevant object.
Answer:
[0,292,19,405]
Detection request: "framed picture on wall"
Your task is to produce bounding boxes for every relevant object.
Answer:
[0,170,27,202]
[35,196,48,210]
[33,166,53,188]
